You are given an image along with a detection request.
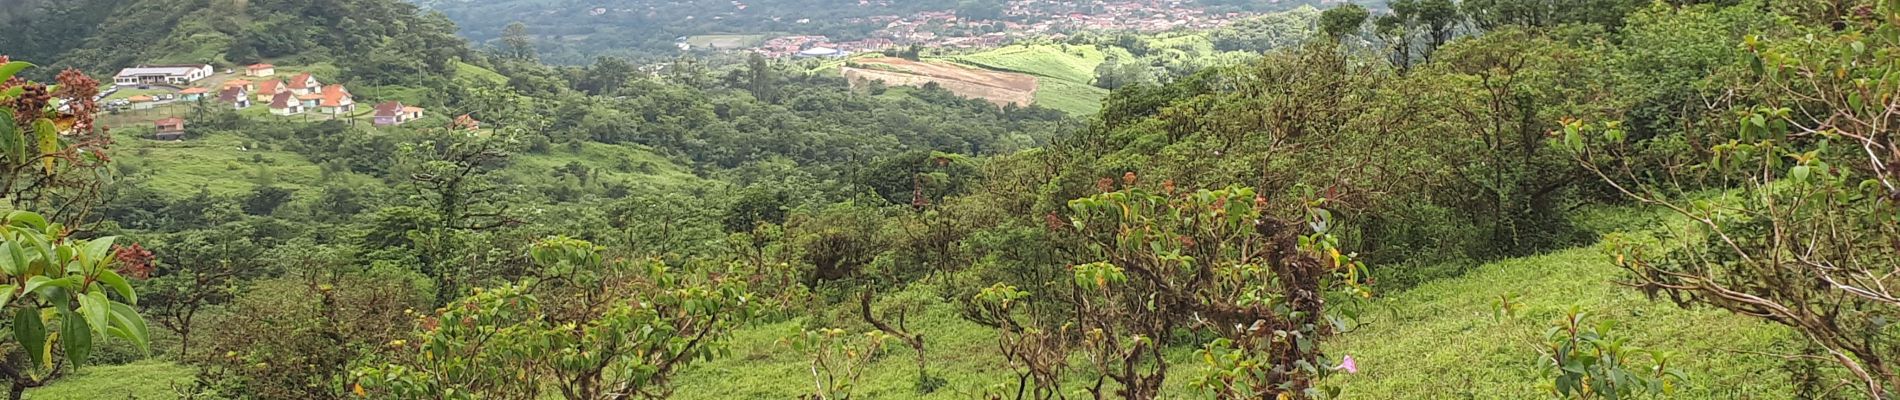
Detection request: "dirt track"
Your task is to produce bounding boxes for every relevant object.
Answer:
[842,57,1038,107]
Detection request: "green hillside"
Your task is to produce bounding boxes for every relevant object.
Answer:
[667,206,1801,399]
[942,44,1115,116]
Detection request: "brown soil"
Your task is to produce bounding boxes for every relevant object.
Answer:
[842,57,1038,107]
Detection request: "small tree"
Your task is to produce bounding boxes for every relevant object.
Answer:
[353,236,758,399]
[1570,9,1900,396]
[1057,182,1369,399]
[0,211,151,400]
[789,328,891,400]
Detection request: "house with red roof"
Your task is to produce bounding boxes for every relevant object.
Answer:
[218,86,251,109]
[154,117,186,140]
[453,114,480,131]
[317,85,355,115]
[223,79,255,93]
[254,80,288,102]
[287,73,322,95]
[246,63,276,77]
[128,95,156,110]
[269,92,305,115]
[372,101,424,126]
[178,87,210,101]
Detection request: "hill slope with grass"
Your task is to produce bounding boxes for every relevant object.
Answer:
[940,44,1116,116]
[665,205,1803,399]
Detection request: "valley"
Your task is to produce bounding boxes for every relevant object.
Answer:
[0,0,1892,399]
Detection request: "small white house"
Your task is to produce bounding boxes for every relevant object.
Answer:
[113,64,214,86]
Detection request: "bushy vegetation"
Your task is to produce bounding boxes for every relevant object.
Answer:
[3,0,1899,398]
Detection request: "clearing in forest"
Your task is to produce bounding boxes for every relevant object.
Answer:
[842,57,1039,108]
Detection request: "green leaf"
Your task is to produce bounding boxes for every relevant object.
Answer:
[0,285,13,308]
[1791,165,1812,183]
[0,110,18,167]
[0,61,32,84]
[96,269,134,305]
[106,302,150,354]
[14,307,47,369]
[35,118,56,174]
[81,236,115,270]
[62,308,92,369]
[78,291,105,334]
[6,211,46,230]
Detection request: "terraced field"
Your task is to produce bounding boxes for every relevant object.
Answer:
[842,57,1039,108]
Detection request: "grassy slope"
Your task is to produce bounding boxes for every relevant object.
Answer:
[941,44,1113,116]
[112,128,372,197]
[506,141,704,190]
[671,206,1806,399]
[25,360,194,400]
[1327,206,1798,398]
[33,208,1810,399]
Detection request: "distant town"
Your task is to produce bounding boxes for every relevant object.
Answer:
[631,0,1287,58]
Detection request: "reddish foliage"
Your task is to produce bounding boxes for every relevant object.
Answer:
[113,243,155,279]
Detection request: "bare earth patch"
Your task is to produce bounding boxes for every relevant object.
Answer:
[842,57,1038,107]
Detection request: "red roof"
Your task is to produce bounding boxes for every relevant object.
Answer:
[178,87,209,94]
[288,73,315,89]
[155,117,183,127]
[319,85,352,107]
[248,63,275,70]
[258,80,284,94]
[218,87,246,102]
[372,101,405,117]
[269,92,298,109]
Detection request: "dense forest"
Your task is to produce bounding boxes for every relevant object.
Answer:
[1,0,1898,398]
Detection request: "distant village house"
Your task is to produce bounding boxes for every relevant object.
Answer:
[317,85,355,115]
[178,87,210,101]
[113,64,213,86]
[288,73,322,95]
[218,87,251,109]
[245,63,276,77]
[255,80,288,101]
[128,95,156,110]
[372,101,424,126]
[153,117,186,140]
[269,92,305,115]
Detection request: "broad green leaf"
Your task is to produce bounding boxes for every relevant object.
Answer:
[22,275,56,295]
[1792,165,1812,183]
[0,61,32,84]
[0,285,13,308]
[107,302,150,353]
[81,236,115,270]
[6,211,46,230]
[0,110,19,167]
[96,269,135,305]
[14,307,46,369]
[80,291,110,338]
[35,118,56,174]
[62,308,92,368]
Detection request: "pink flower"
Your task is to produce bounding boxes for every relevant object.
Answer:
[1332,355,1359,374]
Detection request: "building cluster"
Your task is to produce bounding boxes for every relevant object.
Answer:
[747,0,1249,58]
[109,61,428,140]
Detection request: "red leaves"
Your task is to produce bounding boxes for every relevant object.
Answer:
[112,243,154,279]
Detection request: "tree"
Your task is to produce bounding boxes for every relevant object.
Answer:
[1052,183,1368,399]
[1573,10,1900,395]
[0,211,150,400]
[139,227,271,358]
[0,60,149,400]
[353,236,758,399]
[395,127,519,305]
[242,185,294,216]
[500,21,537,60]
[1319,4,1371,40]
